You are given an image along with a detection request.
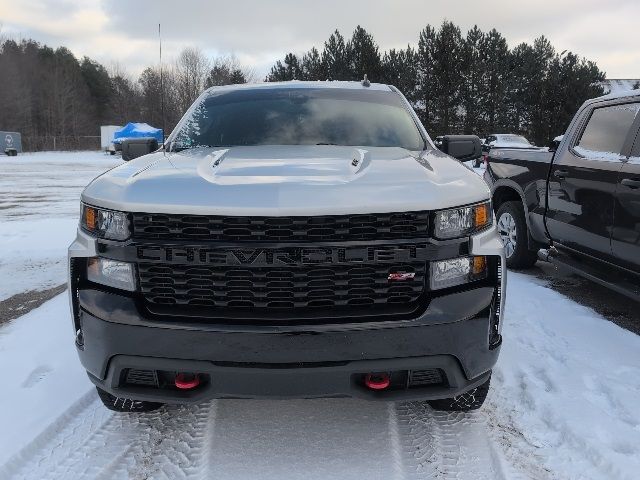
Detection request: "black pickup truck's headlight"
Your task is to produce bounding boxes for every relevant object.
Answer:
[434,201,492,239]
[81,204,130,240]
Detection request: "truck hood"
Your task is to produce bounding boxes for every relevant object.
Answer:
[82,145,490,216]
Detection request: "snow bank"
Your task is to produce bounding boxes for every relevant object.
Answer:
[490,272,640,479]
[0,294,91,466]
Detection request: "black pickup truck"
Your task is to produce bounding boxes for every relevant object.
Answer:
[484,89,640,301]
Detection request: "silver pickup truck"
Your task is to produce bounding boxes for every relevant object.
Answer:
[68,81,506,412]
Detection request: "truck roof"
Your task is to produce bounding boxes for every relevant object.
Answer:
[594,89,640,102]
[203,80,394,95]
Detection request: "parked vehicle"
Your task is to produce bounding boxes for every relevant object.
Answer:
[69,81,506,413]
[484,90,640,301]
[100,125,122,155]
[0,131,21,156]
[480,134,539,167]
[482,134,535,151]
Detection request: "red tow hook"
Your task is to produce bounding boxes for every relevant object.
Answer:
[175,372,200,390]
[364,372,391,390]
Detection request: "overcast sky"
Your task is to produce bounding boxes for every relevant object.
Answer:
[1,0,638,80]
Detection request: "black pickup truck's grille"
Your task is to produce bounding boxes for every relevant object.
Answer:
[132,211,430,242]
[138,261,426,311]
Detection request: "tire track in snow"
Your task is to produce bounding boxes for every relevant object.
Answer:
[2,394,514,480]
[394,401,508,479]
[2,392,214,480]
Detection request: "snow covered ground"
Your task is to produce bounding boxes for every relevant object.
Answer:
[0,152,122,301]
[0,152,639,480]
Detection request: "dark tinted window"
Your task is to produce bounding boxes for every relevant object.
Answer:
[173,88,425,150]
[575,103,639,157]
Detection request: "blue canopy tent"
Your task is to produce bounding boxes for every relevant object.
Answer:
[113,123,163,145]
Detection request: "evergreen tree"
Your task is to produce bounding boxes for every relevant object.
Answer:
[347,26,382,81]
[80,57,112,124]
[480,29,510,133]
[543,52,604,144]
[381,46,418,102]
[416,25,438,133]
[322,30,351,80]
[266,53,302,81]
[432,21,464,134]
[524,37,556,144]
[207,62,247,86]
[301,47,324,80]
[228,69,247,84]
[461,26,485,134]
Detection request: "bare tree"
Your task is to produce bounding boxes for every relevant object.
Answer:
[174,47,210,113]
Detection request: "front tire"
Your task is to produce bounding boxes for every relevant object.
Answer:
[96,387,163,413]
[427,374,491,412]
[496,201,538,269]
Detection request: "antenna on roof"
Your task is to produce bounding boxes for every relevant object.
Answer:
[159,23,167,154]
[362,74,370,87]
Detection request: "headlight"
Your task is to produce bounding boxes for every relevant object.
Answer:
[430,255,488,290]
[81,204,130,240]
[434,202,491,239]
[87,258,136,291]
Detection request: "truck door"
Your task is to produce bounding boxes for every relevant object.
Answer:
[612,113,640,273]
[546,102,640,260]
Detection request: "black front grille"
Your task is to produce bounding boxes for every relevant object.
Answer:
[138,261,426,314]
[132,211,430,242]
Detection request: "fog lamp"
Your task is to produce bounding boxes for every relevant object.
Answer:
[430,256,488,290]
[87,258,136,291]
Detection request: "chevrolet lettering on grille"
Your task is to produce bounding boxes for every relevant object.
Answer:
[135,244,429,266]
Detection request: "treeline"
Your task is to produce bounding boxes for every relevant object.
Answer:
[0,22,607,151]
[0,40,252,150]
[267,22,606,145]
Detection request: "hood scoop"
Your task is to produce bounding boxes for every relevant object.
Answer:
[195,146,371,186]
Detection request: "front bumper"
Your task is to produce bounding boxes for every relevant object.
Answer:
[78,287,497,402]
[69,227,506,403]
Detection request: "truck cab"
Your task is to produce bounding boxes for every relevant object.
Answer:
[485,90,640,300]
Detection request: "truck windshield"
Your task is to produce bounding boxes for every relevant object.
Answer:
[172,88,425,151]
[496,135,530,145]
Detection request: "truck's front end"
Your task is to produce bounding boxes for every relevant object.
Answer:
[69,82,505,412]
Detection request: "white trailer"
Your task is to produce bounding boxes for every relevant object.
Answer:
[100,125,122,154]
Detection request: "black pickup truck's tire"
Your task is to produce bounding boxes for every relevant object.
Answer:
[496,201,538,269]
[427,374,491,412]
[96,387,163,413]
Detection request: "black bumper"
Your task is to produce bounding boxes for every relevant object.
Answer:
[76,287,500,403]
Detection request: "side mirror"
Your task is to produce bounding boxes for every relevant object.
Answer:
[121,138,159,161]
[440,135,482,161]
